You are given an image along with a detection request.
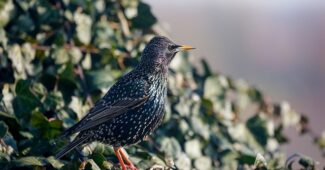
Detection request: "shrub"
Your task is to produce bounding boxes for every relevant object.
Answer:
[0,0,322,169]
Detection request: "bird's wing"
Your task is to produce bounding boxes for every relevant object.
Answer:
[61,78,149,136]
[74,96,148,132]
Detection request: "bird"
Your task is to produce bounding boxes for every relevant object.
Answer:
[55,36,195,170]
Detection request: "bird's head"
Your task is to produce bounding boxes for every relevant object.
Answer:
[140,36,194,71]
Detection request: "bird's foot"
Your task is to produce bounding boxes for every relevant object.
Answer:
[119,148,138,170]
[125,163,138,170]
[79,160,87,170]
[114,147,138,170]
[115,162,139,170]
[120,164,127,170]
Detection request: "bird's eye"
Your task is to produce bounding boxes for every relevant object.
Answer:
[168,45,178,51]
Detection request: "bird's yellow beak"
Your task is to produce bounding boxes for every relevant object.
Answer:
[178,45,195,51]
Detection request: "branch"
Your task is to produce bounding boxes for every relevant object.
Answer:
[75,64,94,107]
[31,44,99,54]
[116,8,131,37]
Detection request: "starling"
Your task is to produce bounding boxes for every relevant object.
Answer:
[55,36,194,170]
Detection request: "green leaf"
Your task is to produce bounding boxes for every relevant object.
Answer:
[13,80,39,123]
[31,82,47,99]
[0,121,8,138]
[298,155,315,169]
[69,47,82,64]
[52,48,69,64]
[246,114,268,146]
[175,153,191,170]
[201,59,212,77]
[185,139,202,159]
[274,124,288,144]
[14,14,35,33]
[90,153,113,170]
[12,156,47,167]
[59,62,75,82]
[2,132,18,154]
[160,137,182,159]
[238,153,256,165]
[85,67,115,92]
[43,91,64,111]
[6,43,38,78]
[74,12,92,45]
[30,110,62,139]
[0,55,15,84]
[285,153,315,170]
[253,153,267,168]
[194,156,212,170]
[47,156,64,169]
[204,76,223,99]
[131,2,157,29]
[85,159,101,170]
[0,0,15,27]
[0,109,19,133]
[247,87,263,102]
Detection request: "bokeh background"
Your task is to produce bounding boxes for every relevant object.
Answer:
[146,0,325,165]
[0,0,324,169]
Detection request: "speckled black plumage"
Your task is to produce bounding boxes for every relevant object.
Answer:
[56,36,184,159]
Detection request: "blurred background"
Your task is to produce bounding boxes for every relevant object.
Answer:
[146,0,325,165]
[1,0,324,169]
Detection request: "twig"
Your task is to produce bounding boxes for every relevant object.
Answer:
[117,57,126,70]
[75,64,94,107]
[116,8,130,37]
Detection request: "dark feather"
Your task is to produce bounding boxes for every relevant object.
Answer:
[55,135,89,159]
[72,96,148,133]
[59,78,149,138]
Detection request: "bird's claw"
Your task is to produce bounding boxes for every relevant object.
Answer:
[126,164,138,170]
[114,147,138,170]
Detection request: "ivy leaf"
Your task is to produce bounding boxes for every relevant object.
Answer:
[47,156,64,169]
[253,153,267,168]
[90,153,113,170]
[74,12,92,45]
[30,110,62,139]
[185,139,202,159]
[0,107,19,136]
[285,153,315,170]
[194,156,212,170]
[298,155,315,169]
[0,55,14,84]
[0,121,8,138]
[160,137,182,159]
[85,67,115,92]
[0,0,15,27]
[131,2,157,29]
[204,76,223,99]
[12,156,47,167]
[12,80,39,124]
[246,114,268,146]
[84,159,101,170]
[59,62,75,83]
[52,48,69,64]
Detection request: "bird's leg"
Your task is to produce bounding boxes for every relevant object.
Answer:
[76,147,88,161]
[114,147,127,170]
[119,148,137,170]
[76,147,87,170]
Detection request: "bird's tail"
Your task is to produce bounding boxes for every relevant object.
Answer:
[55,135,89,159]
[57,121,83,140]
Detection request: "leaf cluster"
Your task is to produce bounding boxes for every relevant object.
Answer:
[0,0,322,169]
